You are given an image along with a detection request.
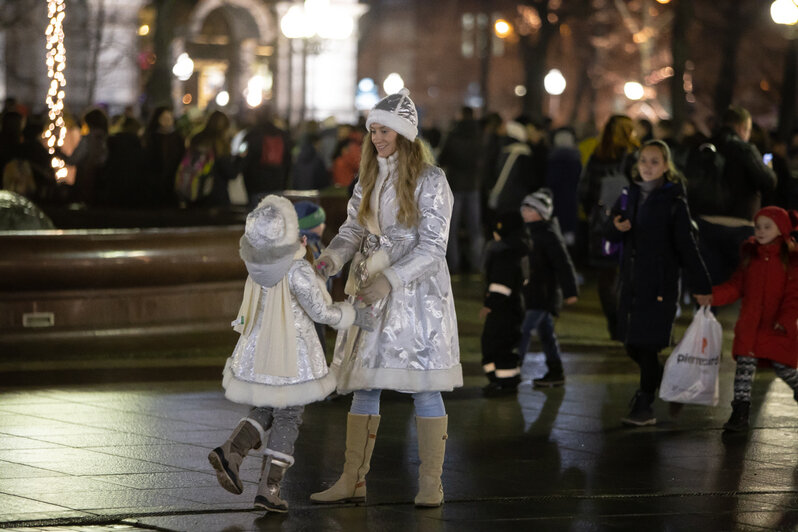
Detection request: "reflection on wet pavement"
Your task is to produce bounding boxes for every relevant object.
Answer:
[1,280,797,531]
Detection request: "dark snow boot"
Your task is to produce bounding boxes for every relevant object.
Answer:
[723,400,750,432]
[208,419,263,494]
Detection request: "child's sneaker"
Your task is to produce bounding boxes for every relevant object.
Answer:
[532,372,565,388]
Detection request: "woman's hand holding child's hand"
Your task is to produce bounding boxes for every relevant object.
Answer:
[613,215,632,232]
[354,305,377,331]
[314,259,332,280]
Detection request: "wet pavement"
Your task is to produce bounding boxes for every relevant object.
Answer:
[1,280,797,531]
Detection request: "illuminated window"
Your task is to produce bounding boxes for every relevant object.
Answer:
[462,13,474,57]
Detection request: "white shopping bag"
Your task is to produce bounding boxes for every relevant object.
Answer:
[659,306,722,406]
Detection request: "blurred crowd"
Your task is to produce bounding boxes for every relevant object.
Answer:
[0,95,792,281]
[0,97,370,215]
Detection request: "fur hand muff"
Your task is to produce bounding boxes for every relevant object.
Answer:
[358,274,391,305]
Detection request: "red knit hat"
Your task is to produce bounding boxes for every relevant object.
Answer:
[755,206,793,240]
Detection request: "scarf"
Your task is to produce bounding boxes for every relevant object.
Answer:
[234,246,307,377]
[368,153,397,236]
[638,176,664,204]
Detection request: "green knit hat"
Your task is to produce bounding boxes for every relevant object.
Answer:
[294,201,326,231]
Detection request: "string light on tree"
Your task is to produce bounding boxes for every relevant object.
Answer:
[44,0,67,181]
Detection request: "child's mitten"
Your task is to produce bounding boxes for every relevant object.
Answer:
[354,305,378,331]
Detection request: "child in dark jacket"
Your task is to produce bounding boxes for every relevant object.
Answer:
[603,140,712,427]
[480,210,530,395]
[710,206,798,432]
[519,188,579,388]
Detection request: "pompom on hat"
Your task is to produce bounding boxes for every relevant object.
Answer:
[365,88,419,142]
[239,195,301,286]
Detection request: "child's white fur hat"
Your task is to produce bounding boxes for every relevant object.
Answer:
[240,195,301,275]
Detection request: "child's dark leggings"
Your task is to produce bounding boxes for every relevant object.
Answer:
[733,356,798,402]
[625,344,662,395]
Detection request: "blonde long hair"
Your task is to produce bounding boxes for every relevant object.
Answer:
[357,133,435,227]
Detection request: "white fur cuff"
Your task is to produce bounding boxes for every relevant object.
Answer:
[241,417,267,451]
[488,283,512,296]
[335,302,356,330]
[264,448,295,467]
[318,250,342,276]
[382,268,402,292]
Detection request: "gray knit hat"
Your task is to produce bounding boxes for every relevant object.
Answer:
[365,88,418,142]
[522,188,554,220]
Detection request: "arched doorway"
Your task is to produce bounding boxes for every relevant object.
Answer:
[182,0,276,111]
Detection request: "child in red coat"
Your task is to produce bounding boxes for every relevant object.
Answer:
[710,206,798,431]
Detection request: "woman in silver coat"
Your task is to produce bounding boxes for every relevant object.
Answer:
[310,89,462,508]
[208,195,375,514]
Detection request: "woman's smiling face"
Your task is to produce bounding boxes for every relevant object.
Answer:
[370,123,398,157]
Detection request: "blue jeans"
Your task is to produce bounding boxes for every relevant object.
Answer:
[349,389,446,418]
[447,190,485,273]
[519,309,563,372]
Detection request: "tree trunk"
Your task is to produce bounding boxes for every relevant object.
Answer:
[669,0,691,134]
[519,1,557,122]
[86,0,105,108]
[778,37,797,142]
[713,2,745,119]
[144,0,176,113]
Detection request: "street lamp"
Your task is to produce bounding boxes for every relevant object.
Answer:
[772,0,798,140]
[494,19,512,39]
[544,69,566,96]
[383,73,405,95]
[172,53,194,82]
[280,1,356,125]
[624,81,645,101]
[544,69,566,119]
[772,0,798,25]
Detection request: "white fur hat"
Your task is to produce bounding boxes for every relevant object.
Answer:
[240,195,301,280]
[365,88,418,142]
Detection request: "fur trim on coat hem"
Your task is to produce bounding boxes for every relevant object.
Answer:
[222,363,337,408]
[329,363,463,395]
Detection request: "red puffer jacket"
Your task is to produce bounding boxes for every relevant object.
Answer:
[713,238,798,368]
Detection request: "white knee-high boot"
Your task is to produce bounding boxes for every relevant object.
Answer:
[310,413,380,504]
[414,415,448,507]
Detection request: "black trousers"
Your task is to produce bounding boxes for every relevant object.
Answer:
[625,344,663,395]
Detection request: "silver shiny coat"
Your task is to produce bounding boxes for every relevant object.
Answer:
[324,163,463,393]
[223,259,353,408]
